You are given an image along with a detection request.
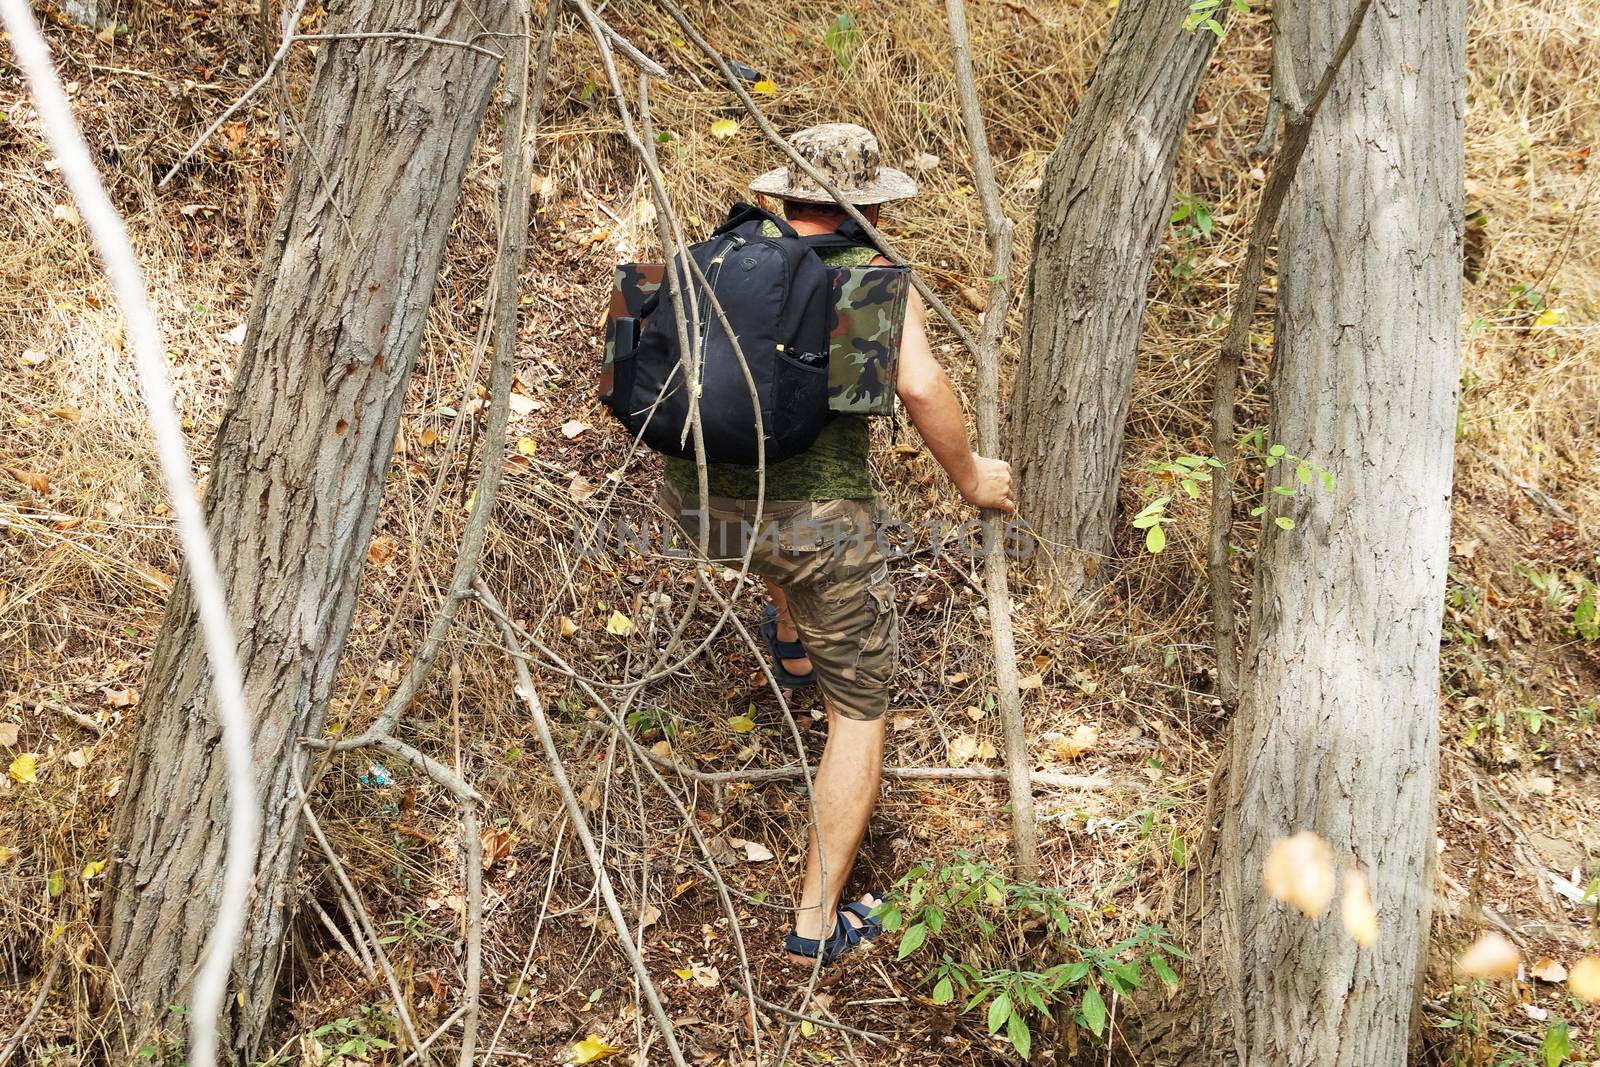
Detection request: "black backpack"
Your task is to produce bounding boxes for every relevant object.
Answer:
[603,203,872,465]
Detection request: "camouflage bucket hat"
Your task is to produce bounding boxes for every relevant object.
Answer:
[749,123,918,206]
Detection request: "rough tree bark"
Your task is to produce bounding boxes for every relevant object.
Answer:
[1007,0,1215,594]
[1181,0,1465,1062]
[101,0,513,1054]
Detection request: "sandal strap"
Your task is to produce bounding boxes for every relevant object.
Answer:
[840,900,884,938]
[760,616,808,661]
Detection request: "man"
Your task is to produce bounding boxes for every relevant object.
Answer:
[660,123,1013,964]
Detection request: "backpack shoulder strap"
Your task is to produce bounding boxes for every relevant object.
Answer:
[797,216,886,258]
[713,200,795,239]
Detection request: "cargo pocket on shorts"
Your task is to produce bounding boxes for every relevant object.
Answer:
[851,581,897,689]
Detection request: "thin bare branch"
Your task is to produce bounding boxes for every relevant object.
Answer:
[944,0,1038,879]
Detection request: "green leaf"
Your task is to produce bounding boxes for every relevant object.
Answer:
[1268,444,1287,458]
[1169,831,1187,869]
[1272,484,1296,496]
[1183,479,1200,499]
[1274,516,1295,530]
[1146,524,1167,554]
[1250,505,1265,517]
[1007,1010,1032,1060]
[1081,983,1107,1037]
[1321,469,1335,492]
[1133,496,1170,521]
[932,976,954,1004]
[1573,586,1597,640]
[1542,1019,1569,1067]
[897,922,927,960]
[877,905,903,932]
[1296,461,1313,484]
[1150,953,1179,989]
[987,992,1011,1035]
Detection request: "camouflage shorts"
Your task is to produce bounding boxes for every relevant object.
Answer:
[659,483,898,721]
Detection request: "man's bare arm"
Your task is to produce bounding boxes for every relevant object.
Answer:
[893,285,1014,513]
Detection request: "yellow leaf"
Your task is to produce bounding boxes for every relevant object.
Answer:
[1457,932,1520,978]
[1569,957,1600,1002]
[1263,832,1335,918]
[82,858,108,880]
[1340,869,1378,946]
[417,428,437,447]
[727,712,757,734]
[650,739,673,759]
[710,118,740,139]
[752,79,777,95]
[800,1018,816,1036]
[559,615,579,638]
[1053,724,1098,761]
[672,967,694,980]
[570,1034,621,1064]
[517,437,537,456]
[0,846,15,864]
[1530,306,1565,329]
[8,753,38,784]
[605,610,634,636]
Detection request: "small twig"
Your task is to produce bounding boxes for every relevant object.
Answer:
[1206,0,1374,704]
[945,0,1038,880]
[1473,449,1576,523]
[157,0,310,186]
[0,953,61,1067]
[482,589,690,1067]
[755,996,891,1044]
[299,783,429,1059]
[563,0,666,77]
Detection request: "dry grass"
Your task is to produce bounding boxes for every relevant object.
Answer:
[1,0,1597,1061]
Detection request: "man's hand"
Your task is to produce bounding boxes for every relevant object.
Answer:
[959,455,1015,514]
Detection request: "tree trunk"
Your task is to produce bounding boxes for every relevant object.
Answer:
[1007,0,1215,594]
[100,0,511,1054]
[1180,0,1465,1061]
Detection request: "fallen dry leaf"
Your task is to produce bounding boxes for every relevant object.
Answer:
[20,348,50,367]
[64,748,89,770]
[1054,724,1098,761]
[1457,932,1520,979]
[560,419,591,440]
[1567,957,1600,1002]
[731,838,775,863]
[1341,869,1378,946]
[367,534,397,566]
[9,753,38,784]
[558,615,579,638]
[508,393,539,417]
[6,467,49,494]
[1263,832,1335,918]
[48,404,81,422]
[1016,673,1043,690]
[103,687,139,708]
[568,473,598,501]
[605,610,633,637]
[1529,957,1568,983]
[0,723,18,747]
[569,1034,621,1064]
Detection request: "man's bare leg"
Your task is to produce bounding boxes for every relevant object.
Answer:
[790,704,885,957]
[763,579,813,679]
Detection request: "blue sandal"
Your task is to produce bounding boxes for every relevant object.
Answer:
[760,604,816,688]
[785,901,885,965]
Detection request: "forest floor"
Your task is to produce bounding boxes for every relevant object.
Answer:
[1,0,1598,1063]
